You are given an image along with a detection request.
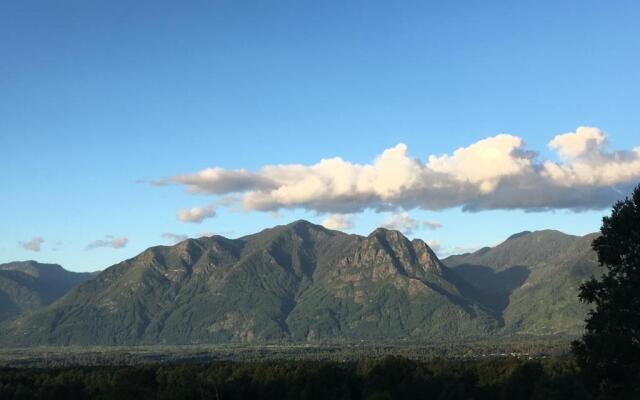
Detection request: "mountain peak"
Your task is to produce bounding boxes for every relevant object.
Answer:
[504,229,575,243]
[250,219,327,236]
[505,231,531,241]
[0,261,94,323]
[0,261,66,277]
[284,219,326,231]
[268,219,331,239]
[368,227,404,239]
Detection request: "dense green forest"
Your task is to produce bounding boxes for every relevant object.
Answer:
[0,356,590,400]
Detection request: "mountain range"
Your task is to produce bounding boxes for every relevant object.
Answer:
[443,230,599,335]
[0,261,94,322]
[0,221,600,346]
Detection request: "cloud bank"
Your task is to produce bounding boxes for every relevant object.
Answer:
[20,237,44,252]
[86,236,128,250]
[157,127,640,215]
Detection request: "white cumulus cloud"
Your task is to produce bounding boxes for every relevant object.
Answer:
[542,127,640,187]
[176,205,216,223]
[155,127,640,214]
[548,127,607,160]
[427,134,534,193]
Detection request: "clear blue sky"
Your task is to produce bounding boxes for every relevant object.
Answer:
[2,1,640,271]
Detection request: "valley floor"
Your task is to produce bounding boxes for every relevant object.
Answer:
[0,335,575,368]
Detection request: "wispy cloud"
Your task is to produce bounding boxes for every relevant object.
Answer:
[86,235,128,250]
[196,231,216,237]
[426,239,441,253]
[155,127,640,214]
[20,237,44,252]
[176,205,216,223]
[440,245,481,258]
[321,214,354,230]
[381,212,442,235]
[161,232,188,244]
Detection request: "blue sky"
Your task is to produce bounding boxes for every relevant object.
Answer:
[2,1,640,271]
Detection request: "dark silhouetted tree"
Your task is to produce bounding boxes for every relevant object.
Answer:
[572,183,640,400]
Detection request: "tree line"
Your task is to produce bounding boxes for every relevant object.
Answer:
[0,356,588,400]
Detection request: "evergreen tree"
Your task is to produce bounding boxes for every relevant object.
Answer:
[572,184,640,399]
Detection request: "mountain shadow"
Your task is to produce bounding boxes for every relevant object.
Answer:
[452,264,530,312]
[0,261,95,322]
[443,230,600,334]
